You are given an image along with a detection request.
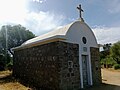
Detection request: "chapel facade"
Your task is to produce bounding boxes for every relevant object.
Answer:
[13,5,102,90]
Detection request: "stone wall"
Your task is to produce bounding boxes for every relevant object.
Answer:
[13,41,80,90]
[58,42,80,90]
[90,47,102,85]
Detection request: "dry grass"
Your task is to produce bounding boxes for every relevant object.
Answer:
[0,70,31,90]
[0,69,120,90]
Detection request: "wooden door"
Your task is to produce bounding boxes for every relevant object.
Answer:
[82,55,88,87]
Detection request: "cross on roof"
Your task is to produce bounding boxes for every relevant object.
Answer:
[77,4,84,19]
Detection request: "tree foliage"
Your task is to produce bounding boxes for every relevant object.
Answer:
[110,41,120,64]
[101,55,116,65]
[103,43,112,51]
[0,24,35,55]
[0,24,35,70]
[100,43,113,68]
[100,43,111,60]
[100,42,120,69]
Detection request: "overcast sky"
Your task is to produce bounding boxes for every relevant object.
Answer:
[0,0,120,44]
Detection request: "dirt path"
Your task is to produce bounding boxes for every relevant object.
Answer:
[102,69,120,86]
[85,69,120,90]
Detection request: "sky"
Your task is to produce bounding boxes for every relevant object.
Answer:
[0,0,120,44]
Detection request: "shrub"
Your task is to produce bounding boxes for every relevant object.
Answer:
[6,60,13,71]
[114,64,120,70]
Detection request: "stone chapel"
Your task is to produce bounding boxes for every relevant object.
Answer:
[13,5,102,90]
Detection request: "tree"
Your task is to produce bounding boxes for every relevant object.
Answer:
[0,24,35,55]
[0,24,35,70]
[100,43,112,68]
[110,41,120,64]
[103,43,112,51]
[0,54,6,70]
[100,43,112,61]
[101,55,116,68]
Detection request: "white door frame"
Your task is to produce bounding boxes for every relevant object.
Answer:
[79,53,93,88]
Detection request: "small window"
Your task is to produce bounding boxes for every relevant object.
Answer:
[83,47,87,52]
[68,61,73,68]
[82,37,87,44]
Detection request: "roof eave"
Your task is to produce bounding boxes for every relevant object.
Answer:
[13,35,66,51]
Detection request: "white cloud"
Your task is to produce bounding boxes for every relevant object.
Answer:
[0,0,27,25]
[0,0,65,36]
[24,11,65,35]
[32,0,46,3]
[92,26,120,44]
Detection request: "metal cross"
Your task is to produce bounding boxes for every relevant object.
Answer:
[77,4,84,18]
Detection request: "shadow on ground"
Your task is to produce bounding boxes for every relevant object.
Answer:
[0,72,120,90]
[0,73,17,84]
[0,73,44,90]
[84,83,120,90]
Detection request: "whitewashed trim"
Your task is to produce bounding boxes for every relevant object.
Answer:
[79,49,83,88]
[88,48,93,85]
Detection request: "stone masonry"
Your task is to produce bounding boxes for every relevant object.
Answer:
[90,47,102,85]
[13,41,80,90]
